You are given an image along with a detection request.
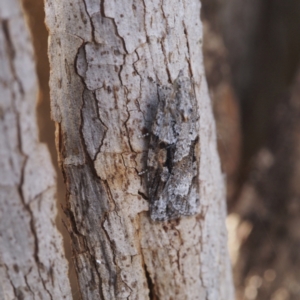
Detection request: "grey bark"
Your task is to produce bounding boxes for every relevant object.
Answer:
[0,0,71,299]
[45,0,234,299]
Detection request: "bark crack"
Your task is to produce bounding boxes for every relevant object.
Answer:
[132,50,143,103]
[91,90,108,161]
[91,254,105,300]
[24,272,35,297]
[2,20,24,95]
[100,217,118,268]
[14,154,53,299]
[144,262,156,299]
[13,101,53,300]
[101,1,128,54]
[75,47,109,162]
[159,38,171,83]
[102,180,117,211]
[182,21,193,77]
[4,264,18,298]
[82,0,96,42]
[138,191,148,201]
[124,98,135,153]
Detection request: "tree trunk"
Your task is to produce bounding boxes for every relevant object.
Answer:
[0,0,71,299]
[45,0,233,299]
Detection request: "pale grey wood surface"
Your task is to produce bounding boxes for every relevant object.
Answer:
[0,0,71,299]
[45,0,234,299]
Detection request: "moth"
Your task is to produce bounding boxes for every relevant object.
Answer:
[147,71,200,221]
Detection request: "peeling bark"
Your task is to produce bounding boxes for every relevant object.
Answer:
[0,0,71,299]
[45,0,233,299]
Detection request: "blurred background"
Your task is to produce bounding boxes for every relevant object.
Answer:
[202,0,300,299]
[22,0,300,299]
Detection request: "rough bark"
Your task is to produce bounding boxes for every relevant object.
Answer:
[45,0,234,299]
[20,0,79,295]
[0,1,71,299]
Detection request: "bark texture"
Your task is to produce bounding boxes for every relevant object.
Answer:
[45,0,233,299]
[0,1,71,299]
[21,0,79,295]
